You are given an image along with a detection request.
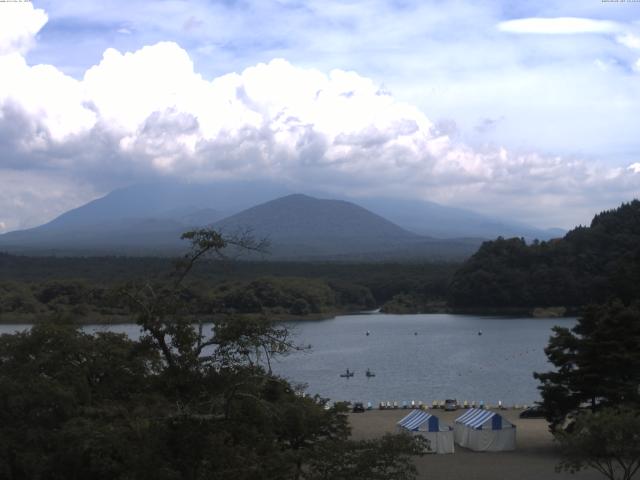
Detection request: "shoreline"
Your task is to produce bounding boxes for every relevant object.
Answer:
[0,306,580,325]
[348,408,601,480]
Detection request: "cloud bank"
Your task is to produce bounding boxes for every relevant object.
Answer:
[0,3,639,233]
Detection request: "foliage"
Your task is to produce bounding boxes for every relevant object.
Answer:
[449,200,640,308]
[534,301,640,430]
[304,433,428,480]
[0,229,426,479]
[555,407,640,480]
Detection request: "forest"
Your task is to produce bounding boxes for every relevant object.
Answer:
[0,254,457,323]
[1,200,639,322]
[448,200,640,310]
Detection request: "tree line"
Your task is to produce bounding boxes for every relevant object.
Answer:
[449,200,640,309]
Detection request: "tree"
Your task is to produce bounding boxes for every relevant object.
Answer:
[556,407,640,480]
[534,301,640,430]
[0,228,426,479]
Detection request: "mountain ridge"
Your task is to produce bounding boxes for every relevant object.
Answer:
[0,181,564,260]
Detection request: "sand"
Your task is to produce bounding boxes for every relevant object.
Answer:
[348,408,603,480]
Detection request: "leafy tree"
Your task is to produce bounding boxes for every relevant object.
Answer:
[0,228,425,479]
[556,407,640,480]
[534,301,640,430]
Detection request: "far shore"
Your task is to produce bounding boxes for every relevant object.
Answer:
[349,408,601,480]
[0,306,581,325]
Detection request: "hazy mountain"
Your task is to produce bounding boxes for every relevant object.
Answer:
[353,197,563,240]
[0,180,563,258]
[212,194,432,258]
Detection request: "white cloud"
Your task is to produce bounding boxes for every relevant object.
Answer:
[498,17,621,35]
[0,3,47,55]
[0,5,639,231]
[629,163,640,174]
[0,170,98,232]
[617,33,640,50]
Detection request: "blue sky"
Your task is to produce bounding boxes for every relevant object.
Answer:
[0,0,639,232]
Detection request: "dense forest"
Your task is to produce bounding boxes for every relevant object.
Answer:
[0,255,457,322]
[449,200,640,309]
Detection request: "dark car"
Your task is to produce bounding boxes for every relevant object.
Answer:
[352,402,365,413]
[444,399,459,411]
[519,406,545,418]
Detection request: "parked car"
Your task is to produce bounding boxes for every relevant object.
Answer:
[444,399,459,411]
[519,406,545,418]
[352,402,365,413]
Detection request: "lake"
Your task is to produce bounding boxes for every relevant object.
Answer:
[0,313,573,405]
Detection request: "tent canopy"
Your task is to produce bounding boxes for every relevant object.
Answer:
[398,410,450,432]
[455,409,514,430]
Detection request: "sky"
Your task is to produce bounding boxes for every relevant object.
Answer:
[0,0,639,233]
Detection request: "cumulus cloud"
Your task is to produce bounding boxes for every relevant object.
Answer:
[0,5,639,232]
[0,3,47,55]
[498,17,621,35]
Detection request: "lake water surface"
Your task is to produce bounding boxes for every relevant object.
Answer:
[0,313,573,405]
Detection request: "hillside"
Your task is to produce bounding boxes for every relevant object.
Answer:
[0,181,563,258]
[448,200,640,309]
[212,194,484,260]
[0,191,481,260]
[214,194,425,258]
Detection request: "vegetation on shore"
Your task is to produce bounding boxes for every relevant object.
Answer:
[0,229,426,479]
[449,200,640,310]
[0,254,457,323]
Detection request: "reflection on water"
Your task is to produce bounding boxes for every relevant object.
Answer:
[0,313,573,405]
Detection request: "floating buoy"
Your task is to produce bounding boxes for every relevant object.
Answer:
[478,331,483,336]
[414,332,418,336]
[366,331,370,336]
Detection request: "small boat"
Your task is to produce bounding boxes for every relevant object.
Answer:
[365,368,376,377]
[366,330,370,336]
[478,331,483,336]
[339,369,355,378]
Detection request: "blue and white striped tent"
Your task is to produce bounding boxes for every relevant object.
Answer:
[454,409,516,451]
[397,410,454,454]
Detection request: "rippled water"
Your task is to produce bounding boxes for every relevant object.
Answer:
[0,313,574,405]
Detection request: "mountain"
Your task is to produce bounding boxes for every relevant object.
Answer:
[0,180,563,259]
[0,181,291,255]
[213,194,470,259]
[353,197,563,240]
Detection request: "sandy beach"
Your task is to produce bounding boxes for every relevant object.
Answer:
[349,408,603,480]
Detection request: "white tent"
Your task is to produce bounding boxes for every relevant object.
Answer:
[454,409,516,452]
[397,409,455,454]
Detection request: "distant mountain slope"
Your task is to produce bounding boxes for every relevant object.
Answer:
[215,193,418,244]
[449,199,640,308]
[354,197,563,240]
[212,194,473,259]
[27,181,291,232]
[0,180,562,259]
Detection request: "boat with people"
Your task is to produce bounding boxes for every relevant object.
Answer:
[365,368,376,377]
[339,368,355,378]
